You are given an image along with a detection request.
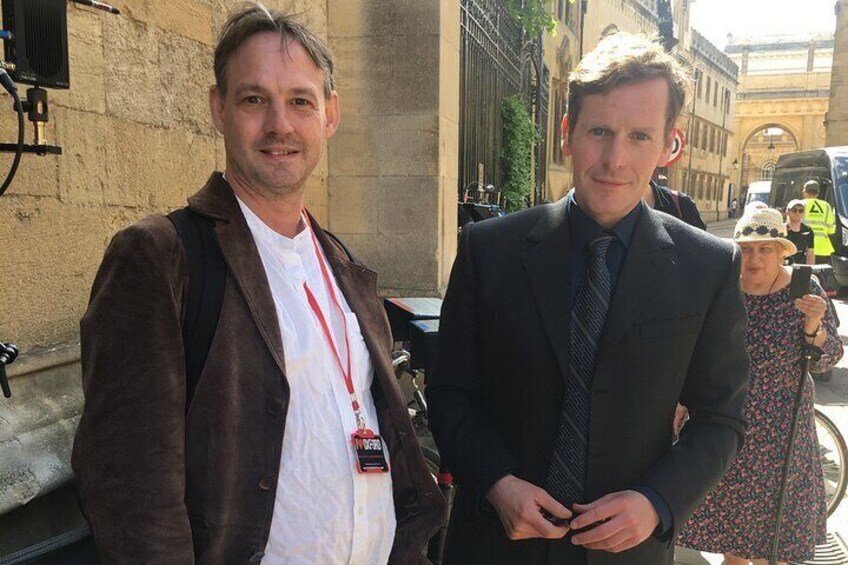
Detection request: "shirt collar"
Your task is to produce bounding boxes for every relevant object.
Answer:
[566,190,641,250]
[235,194,311,254]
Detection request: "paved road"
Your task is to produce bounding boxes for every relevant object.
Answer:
[706,218,736,239]
[678,219,848,563]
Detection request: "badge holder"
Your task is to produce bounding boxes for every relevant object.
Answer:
[351,426,389,474]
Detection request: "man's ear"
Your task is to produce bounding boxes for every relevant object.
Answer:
[324,91,340,139]
[657,127,677,166]
[210,86,225,134]
[561,115,572,157]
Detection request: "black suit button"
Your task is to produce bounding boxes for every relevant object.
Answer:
[249,551,265,562]
[258,475,274,491]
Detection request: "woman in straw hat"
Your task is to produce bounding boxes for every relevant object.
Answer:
[678,207,842,564]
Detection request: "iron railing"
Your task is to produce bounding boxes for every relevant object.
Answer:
[458,0,551,209]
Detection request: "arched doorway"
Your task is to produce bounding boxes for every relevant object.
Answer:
[736,123,799,201]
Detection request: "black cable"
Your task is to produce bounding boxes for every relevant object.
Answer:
[0,68,23,197]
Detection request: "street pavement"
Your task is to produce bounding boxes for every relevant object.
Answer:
[706,217,737,239]
[673,220,848,564]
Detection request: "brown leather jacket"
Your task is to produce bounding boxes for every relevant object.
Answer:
[72,173,444,564]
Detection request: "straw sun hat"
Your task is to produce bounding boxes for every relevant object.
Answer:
[733,207,797,257]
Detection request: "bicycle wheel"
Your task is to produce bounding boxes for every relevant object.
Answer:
[815,409,848,517]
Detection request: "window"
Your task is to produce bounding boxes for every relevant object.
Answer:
[706,76,711,102]
[702,125,708,151]
[762,162,776,181]
[551,80,568,164]
[601,24,618,39]
[713,82,718,107]
[693,120,700,149]
[710,127,715,153]
[722,132,728,157]
[696,70,702,99]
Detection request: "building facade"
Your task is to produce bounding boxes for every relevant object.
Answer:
[726,35,832,201]
[827,0,848,146]
[670,30,738,222]
[543,0,583,201]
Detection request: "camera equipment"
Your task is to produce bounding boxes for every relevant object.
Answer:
[2,0,70,89]
[0,0,119,397]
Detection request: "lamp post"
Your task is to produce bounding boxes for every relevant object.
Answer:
[732,158,740,210]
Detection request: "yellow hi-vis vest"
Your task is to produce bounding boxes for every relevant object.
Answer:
[804,197,836,257]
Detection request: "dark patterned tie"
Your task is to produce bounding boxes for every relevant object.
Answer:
[546,231,615,506]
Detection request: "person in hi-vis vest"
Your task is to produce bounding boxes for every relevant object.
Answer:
[802,179,838,263]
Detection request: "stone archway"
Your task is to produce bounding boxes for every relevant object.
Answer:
[737,122,800,192]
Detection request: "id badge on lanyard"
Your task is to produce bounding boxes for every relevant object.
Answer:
[302,212,389,474]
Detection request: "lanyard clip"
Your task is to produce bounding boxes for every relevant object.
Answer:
[354,409,367,431]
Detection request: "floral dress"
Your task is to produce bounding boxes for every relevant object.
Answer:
[677,280,842,562]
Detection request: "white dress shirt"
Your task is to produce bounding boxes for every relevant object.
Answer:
[236,198,396,564]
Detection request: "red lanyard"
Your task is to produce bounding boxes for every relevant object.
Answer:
[301,212,366,431]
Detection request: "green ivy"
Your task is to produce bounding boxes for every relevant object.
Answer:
[500,95,537,212]
[502,0,558,36]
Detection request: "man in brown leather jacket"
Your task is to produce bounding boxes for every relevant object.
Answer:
[72,4,443,563]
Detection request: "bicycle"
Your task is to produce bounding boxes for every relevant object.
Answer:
[391,346,453,565]
[384,297,453,564]
[815,408,848,517]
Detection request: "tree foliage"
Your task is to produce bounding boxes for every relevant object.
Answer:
[500,95,537,212]
[502,0,558,36]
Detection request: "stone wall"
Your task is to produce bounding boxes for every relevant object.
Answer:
[827,0,848,146]
[326,0,458,295]
[0,3,334,548]
[0,0,329,355]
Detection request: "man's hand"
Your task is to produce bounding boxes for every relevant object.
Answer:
[673,403,689,437]
[486,474,572,540]
[569,490,659,552]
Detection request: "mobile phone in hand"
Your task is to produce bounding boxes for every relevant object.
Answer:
[789,265,812,299]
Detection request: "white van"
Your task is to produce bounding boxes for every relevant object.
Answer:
[744,181,771,208]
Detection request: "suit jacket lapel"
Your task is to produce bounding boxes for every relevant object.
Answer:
[598,206,676,355]
[522,199,572,382]
[309,214,395,378]
[187,174,288,391]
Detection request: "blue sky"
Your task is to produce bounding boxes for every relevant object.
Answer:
[690,0,837,49]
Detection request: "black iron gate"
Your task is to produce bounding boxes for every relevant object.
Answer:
[533,62,550,204]
[458,0,549,207]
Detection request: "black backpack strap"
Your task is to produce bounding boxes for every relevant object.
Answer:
[166,208,226,411]
[669,189,683,219]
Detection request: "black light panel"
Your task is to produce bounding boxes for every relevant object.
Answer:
[2,0,70,89]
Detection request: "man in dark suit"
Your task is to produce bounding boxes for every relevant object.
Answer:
[427,33,748,565]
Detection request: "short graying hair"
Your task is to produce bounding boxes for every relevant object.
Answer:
[214,2,336,97]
